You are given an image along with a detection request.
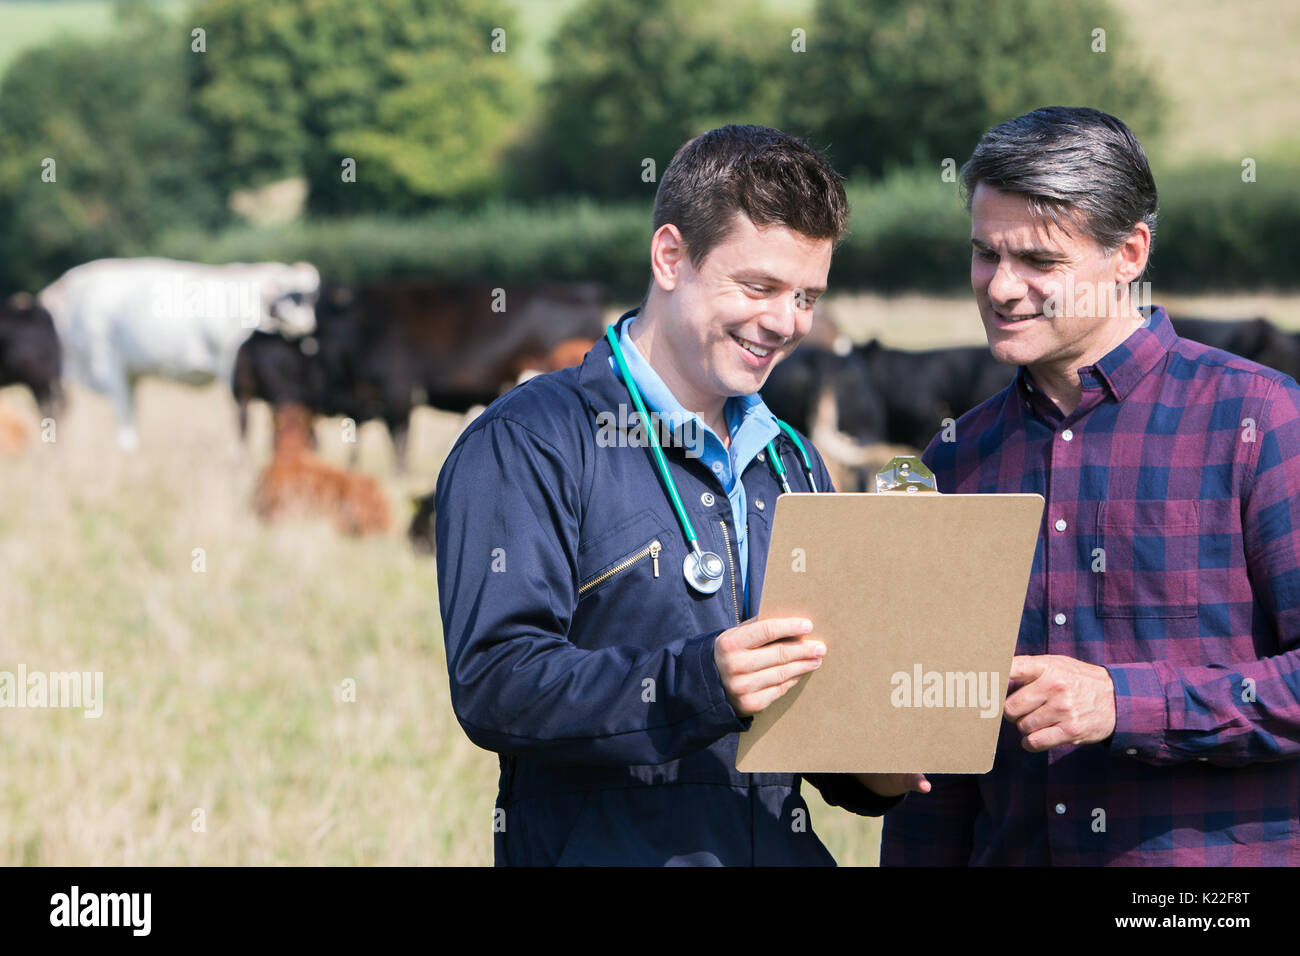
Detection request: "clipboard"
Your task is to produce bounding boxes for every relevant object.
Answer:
[735,458,1043,774]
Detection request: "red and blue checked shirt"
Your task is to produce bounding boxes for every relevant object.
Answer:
[880,305,1300,866]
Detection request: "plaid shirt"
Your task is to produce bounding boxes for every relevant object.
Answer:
[880,306,1300,865]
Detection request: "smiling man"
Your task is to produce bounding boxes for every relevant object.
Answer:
[435,125,922,866]
[881,107,1300,865]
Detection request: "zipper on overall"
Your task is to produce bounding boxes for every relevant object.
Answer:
[578,539,662,596]
[719,520,740,624]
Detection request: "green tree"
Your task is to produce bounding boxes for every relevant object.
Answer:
[190,0,529,214]
[511,0,787,200]
[0,4,225,293]
[777,0,1165,179]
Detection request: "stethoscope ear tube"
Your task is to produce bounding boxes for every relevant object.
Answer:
[774,418,818,492]
[605,325,702,546]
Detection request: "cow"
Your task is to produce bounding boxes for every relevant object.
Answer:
[233,280,609,470]
[1171,316,1300,381]
[232,330,327,449]
[406,335,596,555]
[39,258,320,449]
[0,293,64,421]
[0,403,29,455]
[509,337,599,384]
[254,402,391,536]
[764,315,1300,491]
[761,341,1008,490]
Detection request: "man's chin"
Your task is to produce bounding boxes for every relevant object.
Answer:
[987,343,1030,367]
[726,360,778,392]
[982,328,1038,367]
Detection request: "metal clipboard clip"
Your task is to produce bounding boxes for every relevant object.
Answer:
[874,456,939,494]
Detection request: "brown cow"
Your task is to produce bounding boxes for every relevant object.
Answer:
[0,404,29,455]
[508,337,598,384]
[254,403,391,536]
[407,336,596,555]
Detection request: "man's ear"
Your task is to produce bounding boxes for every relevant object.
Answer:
[649,224,687,292]
[1112,222,1151,286]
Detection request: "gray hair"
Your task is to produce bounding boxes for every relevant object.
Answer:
[961,107,1158,265]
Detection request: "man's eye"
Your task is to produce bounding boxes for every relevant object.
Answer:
[1026,258,1055,270]
[973,249,997,262]
[746,284,771,294]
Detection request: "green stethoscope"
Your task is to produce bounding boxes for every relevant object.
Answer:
[605,324,819,596]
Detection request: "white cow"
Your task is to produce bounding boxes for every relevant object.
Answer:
[39,258,320,449]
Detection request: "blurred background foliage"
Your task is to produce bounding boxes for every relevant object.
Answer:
[188,0,529,214]
[0,0,1296,297]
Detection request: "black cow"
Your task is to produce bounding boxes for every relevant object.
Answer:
[762,340,1013,451]
[763,315,1300,490]
[409,492,436,555]
[233,280,610,469]
[0,294,64,419]
[232,330,326,445]
[1172,316,1300,381]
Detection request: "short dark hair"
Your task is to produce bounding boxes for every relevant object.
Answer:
[652,124,850,267]
[961,107,1158,260]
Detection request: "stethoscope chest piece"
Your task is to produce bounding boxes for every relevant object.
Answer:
[684,549,726,595]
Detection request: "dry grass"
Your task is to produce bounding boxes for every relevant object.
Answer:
[6,290,1297,866]
[0,375,887,865]
[0,379,496,865]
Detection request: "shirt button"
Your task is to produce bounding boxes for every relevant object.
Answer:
[1054,518,1067,532]
[701,492,715,507]
[1061,429,1074,442]
[712,462,724,474]
[1054,613,1066,625]
[757,452,766,463]
[1054,803,1066,815]
[756,499,765,511]
[1125,748,1137,756]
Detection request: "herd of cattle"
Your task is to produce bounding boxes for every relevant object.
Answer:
[764,314,1300,490]
[4,256,1299,547]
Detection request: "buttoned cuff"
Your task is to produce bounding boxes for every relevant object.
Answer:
[1107,662,1169,760]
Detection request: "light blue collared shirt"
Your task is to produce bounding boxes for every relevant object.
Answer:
[608,313,781,615]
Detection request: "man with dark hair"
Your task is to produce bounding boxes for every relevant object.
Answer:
[435,124,924,866]
[882,106,1300,865]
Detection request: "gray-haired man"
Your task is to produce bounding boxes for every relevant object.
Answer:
[882,106,1300,865]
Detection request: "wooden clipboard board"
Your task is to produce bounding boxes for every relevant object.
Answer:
[735,458,1043,774]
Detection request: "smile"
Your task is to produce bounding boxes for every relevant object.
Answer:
[995,310,1043,324]
[731,333,777,359]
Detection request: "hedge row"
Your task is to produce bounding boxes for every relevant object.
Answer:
[156,163,1300,299]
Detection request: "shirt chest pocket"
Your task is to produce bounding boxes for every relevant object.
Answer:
[1095,499,1200,618]
[577,508,673,603]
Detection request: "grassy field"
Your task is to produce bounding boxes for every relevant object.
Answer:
[1124,0,1300,164]
[4,292,1295,866]
[0,380,498,865]
[0,381,884,866]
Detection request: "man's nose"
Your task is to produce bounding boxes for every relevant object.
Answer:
[986,258,1027,307]
[760,292,802,340]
